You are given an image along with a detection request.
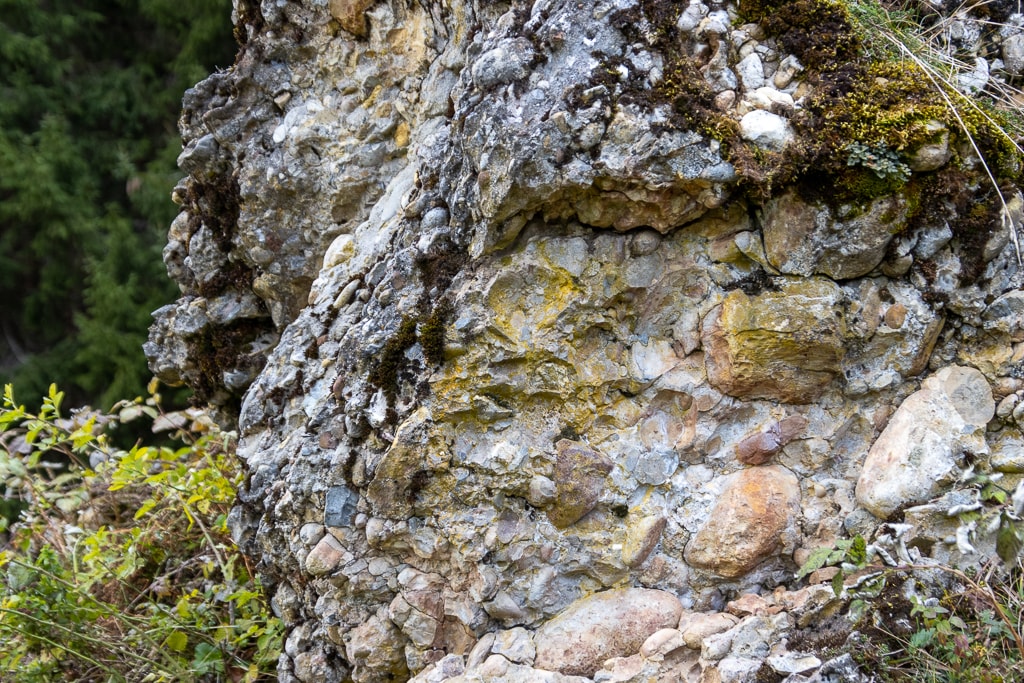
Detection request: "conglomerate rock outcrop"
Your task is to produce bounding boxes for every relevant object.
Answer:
[146,0,1024,680]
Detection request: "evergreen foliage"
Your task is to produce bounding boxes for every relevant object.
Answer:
[0,0,235,409]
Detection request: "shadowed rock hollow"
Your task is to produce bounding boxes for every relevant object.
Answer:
[146,0,1024,680]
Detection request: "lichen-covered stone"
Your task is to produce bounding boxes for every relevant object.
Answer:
[703,279,844,403]
[622,515,667,568]
[762,189,910,280]
[148,0,1024,680]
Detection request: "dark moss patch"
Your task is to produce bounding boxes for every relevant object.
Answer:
[753,664,785,683]
[195,259,255,299]
[233,0,265,45]
[728,268,780,296]
[367,316,418,398]
[741,0,860,71]
[787,613,853,653]
[181,173,241,251]
[415,245,467,297]
[952,195,1002,282]
[557,424,581,443]
[420,299,452,366]
[188,317,268,411]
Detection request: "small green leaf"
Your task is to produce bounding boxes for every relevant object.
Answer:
[832,569,845,597]
[133,499,157,520]
[982,483,1008,505]
[797,545,838,580]
[165,631,188,652]
[996,515,1024,562]
[847,535,867,566]
[193,642,224,675]
[910,628,935,649]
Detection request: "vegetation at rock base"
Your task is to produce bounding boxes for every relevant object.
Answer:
[794,535,1024,682]
[0,383,282,681]
[0,0,235,410]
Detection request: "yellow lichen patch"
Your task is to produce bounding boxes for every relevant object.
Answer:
[486,266,580,341]
[385,9,431,67]
[361,84,384,109]
[394,121,410,148]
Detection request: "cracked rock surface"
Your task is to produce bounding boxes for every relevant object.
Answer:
[147,0,1024,680]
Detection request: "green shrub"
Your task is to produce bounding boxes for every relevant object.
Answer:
[0,383,281,682]
[798,529,1024,681]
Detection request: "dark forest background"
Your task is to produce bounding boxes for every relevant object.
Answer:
[0,0,235,409]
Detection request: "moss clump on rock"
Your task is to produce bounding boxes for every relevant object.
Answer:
[367,316,419,398]
[741,0,862,71]
[419,300,451,367]
[732,0,1023,232]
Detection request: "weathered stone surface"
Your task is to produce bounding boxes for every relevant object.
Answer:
[685,466,801,577]
[1004,33,1024,75]
[703,279,844,403]
[906,120,951,172]
[762,189,910,279]
[767,652,821,675]
[678,612,740,650]
[329,0,376,37]
[739,110,793,151]
[492,627,536,665]
[547,440,613,529]
[639,628,685,660]
[735,415,808,465]
[148,0,1024,680]
[622,515,667,568]
[534,589,683,677]
[304,534,349,576]
[856,365,994,518]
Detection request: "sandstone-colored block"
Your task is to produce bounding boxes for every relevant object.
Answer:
[330,0,376,38]
[702,279,843,403]
[735,415,808,465]
[677,612,740,650]
[305,534,348,576]
[622,515,667,567]
[534,588,683,676]
[684,466,801,578]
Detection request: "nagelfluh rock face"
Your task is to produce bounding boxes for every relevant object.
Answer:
[147,0,1024,680]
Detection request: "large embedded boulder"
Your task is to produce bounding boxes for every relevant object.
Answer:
[857,365,995,518]
[702,279,844,403]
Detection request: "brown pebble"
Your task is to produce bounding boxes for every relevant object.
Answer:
[883,303,908,329]
[808,567,840,584]
[735,415,809,465]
